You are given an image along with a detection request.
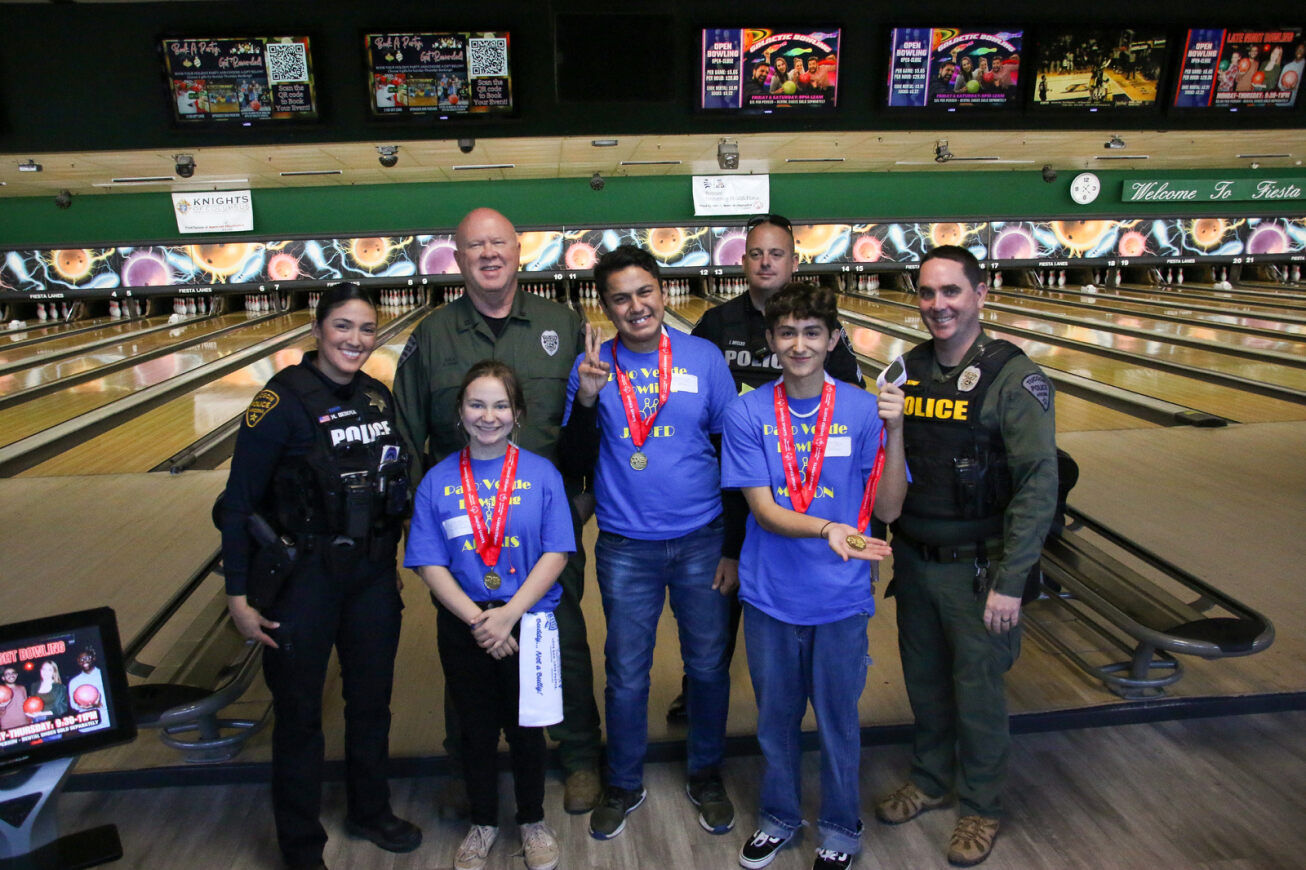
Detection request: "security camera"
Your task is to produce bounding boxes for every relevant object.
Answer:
[458,138,476,155]
[174,154,195,178]
[377,145,399,168]
[1104,135,1126,150]
[933,140,953,164]
[590,171,605,192]
[54,189,72,209]
[1041,165,1057,183]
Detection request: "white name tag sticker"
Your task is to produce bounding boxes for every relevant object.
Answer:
[670,372,699,393]
[825,436,853,457]
[442,514,472,539]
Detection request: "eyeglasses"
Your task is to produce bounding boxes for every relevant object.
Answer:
[745,214,793,234]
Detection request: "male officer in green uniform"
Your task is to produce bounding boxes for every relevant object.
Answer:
[874,245,1057,867]
[393,207,603,814]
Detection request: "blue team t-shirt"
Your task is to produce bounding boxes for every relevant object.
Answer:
[722,379,888,625]
[564,328,736,540]
[405,447,574,612]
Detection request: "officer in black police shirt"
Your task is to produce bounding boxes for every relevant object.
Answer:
[220,283,420,870]
[684,214,864,719]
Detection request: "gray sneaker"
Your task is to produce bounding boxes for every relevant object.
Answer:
[519,821,559,870]
[454,824,498,870]
[687,770,735,834]
[588,785,647,840]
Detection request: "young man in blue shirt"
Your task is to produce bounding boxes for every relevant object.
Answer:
[722,282,907,870]
[561,245,739,842]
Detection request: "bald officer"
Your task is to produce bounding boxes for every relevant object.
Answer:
[393,208,603,814]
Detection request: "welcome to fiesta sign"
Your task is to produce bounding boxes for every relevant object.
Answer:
[1123,177,1306,203]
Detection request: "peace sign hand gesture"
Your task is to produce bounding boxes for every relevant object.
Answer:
[576,322,611,408]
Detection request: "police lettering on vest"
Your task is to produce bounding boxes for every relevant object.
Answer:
[329,420,393,447]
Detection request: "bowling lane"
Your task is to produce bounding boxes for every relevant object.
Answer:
[668,295,714,325]
[995,285,1306,339]
[874,290,1306,393]
[987,291,1306,359]
[1115,285,1306,319]
[0,315,129,350]
[0,312,311,449]
[579,301,617,341]
[842,316,1155,433]
[0,316,173,369]
[23,316,416,477]
[0,314,259,395]
[837,294,1306,423]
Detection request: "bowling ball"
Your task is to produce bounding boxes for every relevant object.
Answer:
[648,227,686,258]
[1118,231,1147,257]
[564,242,597,271]
[1238,58,1252,73]
[1192,219,1226,248]
[1282,69,1299,90]
[23,662,33,671]
[23,696,43,715]
[930,223,964,247]
[1051,220,1110,252]
[450,94,459,105]
[1252,71,1266,85]
[982,71,996,85]
[799,72,812,84]
[966,79,981,93]
[73,685,100,708]
[781,80,797,95]
[249,100,261,111]
[1219,59,1231,71]
[0,686,11,704]
[852,235,883,263]
[350,237,390,269]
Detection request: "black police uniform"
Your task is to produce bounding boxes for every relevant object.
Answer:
[220,354,409,867]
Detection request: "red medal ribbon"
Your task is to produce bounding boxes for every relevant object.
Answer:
[611,330,672,450]
[856,429,887,533]
[458,443,519,569]
[772,376,837,514]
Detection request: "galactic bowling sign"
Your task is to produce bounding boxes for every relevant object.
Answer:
[701,27,840,110]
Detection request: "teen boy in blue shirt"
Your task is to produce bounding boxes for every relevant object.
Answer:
[722,282,907,870]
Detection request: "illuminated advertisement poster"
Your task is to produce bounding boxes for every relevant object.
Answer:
[991,221,1121,262]
[1032,28,1167,109]
[162,36,317,123]
[415,236,460,276]
[701,27,840,110]
[1243,219,1306,256]
[852,222,988,263]
[519,232,564,273]
[1173,28,1304,109]
[565,228,710,269]
[118,247,178,288]
[365,32,513,117]
[0,626,114,749]
[888,27,1022,108]
[1,249,119,293]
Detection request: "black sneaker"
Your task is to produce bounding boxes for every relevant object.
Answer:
[813,847,853,870]
[588,785,646,840]
[739,829,790,869]
[686,770,735,834]
[666,691,688,721]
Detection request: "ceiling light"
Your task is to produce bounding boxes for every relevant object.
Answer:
[785,157,846,164]
[619,160,682,166]
[280,169,344,177]
[1095,154,1149,161]
[377,145,399,168]
[110,176,176,184]
[452,163,515,171]
[591,139,619,147]
[1236,153,1290,159]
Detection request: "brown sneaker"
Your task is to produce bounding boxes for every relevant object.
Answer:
[564,768,602,814]
[874,782,949,825]
[947,816,1000,866]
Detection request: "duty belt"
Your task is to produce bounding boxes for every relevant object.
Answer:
[892,527,1004,564]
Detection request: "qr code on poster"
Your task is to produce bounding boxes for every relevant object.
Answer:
[265,42,309,84]
[467,38,508,78]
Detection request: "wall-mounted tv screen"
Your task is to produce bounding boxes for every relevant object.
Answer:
[161,36,318,123]
[1032,28,1167,109]
[700,27,840,110]
[365,32,513,117]
[1173,28,1304,109]
[0,608,135,773]
[887,27,1023,108]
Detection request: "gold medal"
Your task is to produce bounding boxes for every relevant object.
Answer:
[845,534,867,551]
[483,570,502,590]
[630,451,648,471]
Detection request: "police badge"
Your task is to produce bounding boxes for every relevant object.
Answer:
[957,365,982,392]
[540,329,560,357]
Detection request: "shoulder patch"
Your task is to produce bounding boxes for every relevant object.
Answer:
[245,389,279,428]
[1021,373,1051,412]
[398,334,419,368]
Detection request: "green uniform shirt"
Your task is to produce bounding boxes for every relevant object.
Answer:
[898,332,1058,596]
[393,291,584,482]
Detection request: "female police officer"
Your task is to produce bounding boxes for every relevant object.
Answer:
[220,283,420,869]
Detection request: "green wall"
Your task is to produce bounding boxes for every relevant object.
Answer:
[2,168,1302,249]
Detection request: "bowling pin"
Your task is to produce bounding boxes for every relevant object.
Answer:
[109,299,121,319]
[1177,268,1184,285]
[1165,268,1172,285]
[1294,265,1302,283]
[1058,269,1066,287]
[36,302,47,321]
[187,297,197,315]
[993,271,1003,290]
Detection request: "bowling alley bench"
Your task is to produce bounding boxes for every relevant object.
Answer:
[1024,505,1275,699]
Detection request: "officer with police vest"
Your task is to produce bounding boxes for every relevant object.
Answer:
[874,246,1057,867]
[682,213,863,721]
[221,283,420,870]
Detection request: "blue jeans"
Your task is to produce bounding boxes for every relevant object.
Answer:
[743,602,869,856]
[595,515,729,789]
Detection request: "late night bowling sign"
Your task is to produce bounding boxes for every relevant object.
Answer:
[1124,177,1306,203]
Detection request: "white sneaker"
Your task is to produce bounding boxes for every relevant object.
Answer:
[455,824,498,870]
[519,821,560,870]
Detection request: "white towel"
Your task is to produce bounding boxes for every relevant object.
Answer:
[518,611,563,727]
